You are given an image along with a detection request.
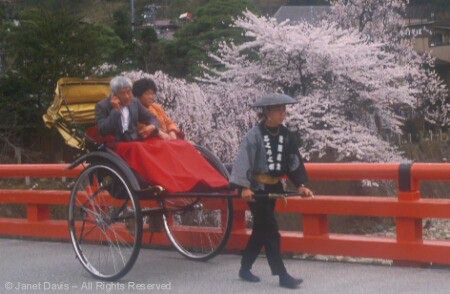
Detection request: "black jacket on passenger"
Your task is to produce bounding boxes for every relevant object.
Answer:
[95,97,159,142]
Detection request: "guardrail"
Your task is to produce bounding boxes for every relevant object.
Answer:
[0,163,449,265]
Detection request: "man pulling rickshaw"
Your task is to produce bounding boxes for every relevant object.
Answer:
[43,75,314,287]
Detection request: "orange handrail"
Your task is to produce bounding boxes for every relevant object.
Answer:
[0,163,449,265]
[305,163,401,180]
[0,164,83,178]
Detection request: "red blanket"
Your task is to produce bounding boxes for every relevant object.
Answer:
[115,138,229,193]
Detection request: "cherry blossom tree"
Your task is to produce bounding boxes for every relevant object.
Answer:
[329,0,448,128]
[199,11,419,162]
[329,0,407,42]
[124,9,446,164]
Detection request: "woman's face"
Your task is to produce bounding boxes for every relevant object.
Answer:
[139,89,156,107]
[265,105,286,126]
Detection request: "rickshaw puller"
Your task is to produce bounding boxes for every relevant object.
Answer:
[230,93,314,289]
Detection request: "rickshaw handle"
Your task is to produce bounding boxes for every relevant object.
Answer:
[160,191,303,199]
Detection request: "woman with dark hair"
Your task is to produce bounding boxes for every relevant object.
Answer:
[230,93,314,289]
[132,78,180,140]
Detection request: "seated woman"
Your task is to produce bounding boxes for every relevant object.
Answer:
[132,78,181,140]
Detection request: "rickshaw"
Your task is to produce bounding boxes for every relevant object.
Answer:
[43,78,234,281]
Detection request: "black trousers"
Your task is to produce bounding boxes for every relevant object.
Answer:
[240,183,287,275]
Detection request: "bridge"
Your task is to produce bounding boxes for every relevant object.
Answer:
[0,163,449,293]
[1,238,449,293]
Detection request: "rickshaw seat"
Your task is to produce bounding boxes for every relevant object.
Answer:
[85,126,116,146]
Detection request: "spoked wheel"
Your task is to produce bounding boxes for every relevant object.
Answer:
[162,196,233,261]
[161,145,233,261]
[68,164,143,281]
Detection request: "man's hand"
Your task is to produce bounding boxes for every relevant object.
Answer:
[298,186,314,198]
[111,95,121,110]
[138,124,156,139]
[241,188,254,202]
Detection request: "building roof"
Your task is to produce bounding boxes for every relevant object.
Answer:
[273,5,331,24]
[179,12,193,20]
[433,21,450,31]
[404,5,450,21]
[404,5,434,20]
[153,19,178,29]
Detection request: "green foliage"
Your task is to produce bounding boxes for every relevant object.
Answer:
[129,0,256,78]
[134,27,161,73]
[15,0,86,15]
[0,6,123,146]
[0,4,4,22]
[141,27,158,44]
[0,5,5,43]
[0,74,35,133]
[6,7,123,95]
[167,0,256,77]
[113,9,132,44]
[110,8,135,68]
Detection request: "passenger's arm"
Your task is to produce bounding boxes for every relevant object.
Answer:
[137,100,160,128]
[160,108,179,134]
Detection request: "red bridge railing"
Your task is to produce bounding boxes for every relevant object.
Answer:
[0,163,449,265]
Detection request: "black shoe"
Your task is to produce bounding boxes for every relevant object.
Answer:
[239,268,261,282]
[279,272,303,289]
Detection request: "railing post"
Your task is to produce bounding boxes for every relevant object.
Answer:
[395,163,423,265]
[27,204,50,222]
[303,214,328,237]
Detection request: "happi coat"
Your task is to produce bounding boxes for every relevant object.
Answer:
[230,122,308,191]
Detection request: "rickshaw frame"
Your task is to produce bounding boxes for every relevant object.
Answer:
[44,78,235,281]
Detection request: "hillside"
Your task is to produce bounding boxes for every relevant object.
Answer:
[13,0,288,24]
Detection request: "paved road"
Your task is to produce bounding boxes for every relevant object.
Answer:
[1,238,449,294]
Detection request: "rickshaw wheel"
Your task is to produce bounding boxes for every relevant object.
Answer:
[68,164,143,281]
[161,196,233,261]
[161,146,233,261]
